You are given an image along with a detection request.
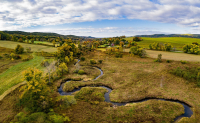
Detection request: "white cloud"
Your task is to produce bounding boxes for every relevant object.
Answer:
[1,0,200,32]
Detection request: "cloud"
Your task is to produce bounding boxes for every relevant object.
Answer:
[1,0,200,31]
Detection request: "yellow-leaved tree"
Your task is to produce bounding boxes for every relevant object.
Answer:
[57,62,68,76]
[19,68,51,112]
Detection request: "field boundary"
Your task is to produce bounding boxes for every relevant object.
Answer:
[0,81,26,101]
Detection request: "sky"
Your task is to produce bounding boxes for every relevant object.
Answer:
[1,0,200,37]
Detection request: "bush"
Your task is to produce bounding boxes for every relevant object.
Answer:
[78,70,85,75]
[90,59,96,64]
[192,42,199,45]
[115,52,123,58]
[74,87,106,104]
[26,47,31,53]
[133,37,142,42]
[98,60,103,64]
[80,57,85,61]
[56,95,77,108]
[183,44,200,54]
[170,66,200,87]
[181,60,188,64]
[0,55,2,59]
[15,44,24,54]
[157,54,162,62]
[10,53,21,60]
[166,60,171,63]
[22,55,33,61]
[149,42,173,51]
[41,60,50,67]
[130,46,146,58]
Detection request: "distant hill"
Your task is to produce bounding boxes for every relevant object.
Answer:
[135,34,200,38]
[2,31,81,39]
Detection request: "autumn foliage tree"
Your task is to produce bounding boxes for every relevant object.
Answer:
[57,62,68,76]
[19,68,51,112]
[15,44,24,54]
[56,43,78,63]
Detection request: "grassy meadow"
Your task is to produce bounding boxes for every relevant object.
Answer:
[0,55,45,95]
[0,40,57,52]
[125,37,200,50]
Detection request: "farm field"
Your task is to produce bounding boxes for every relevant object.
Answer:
[0,40,57,52]
[124,37,200,51]
[24,40,54,46]
[97,48,200,62]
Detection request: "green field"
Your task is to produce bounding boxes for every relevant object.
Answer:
[125,37,200,50]
[0,41,57,52]
[33,41,53,45]
[0,55,45,95]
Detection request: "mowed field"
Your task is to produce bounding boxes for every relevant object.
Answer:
[0,41,57,52]
[125,37,200,51]
[97,48,200,62]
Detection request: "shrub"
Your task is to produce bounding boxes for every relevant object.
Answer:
[133,37,142,42]
[15,44,24,54]
[181,60,188,64]
[22,55,33,61]
[157,54,162,62]
[115,52,123,58]
[130,46,146,58]
[78,70,85,75]
[57,62,68,76]
[192,42,199,45]
[183,44,200,54]
[149,42,172,51]
[98,60,103,64]
[65,56,70,64]
[90,59,96,64]
[73,69,79,73]
[164,43,173,51]
[56,95,77,108]
[49,114,70,123]
[26,47,31,53]
[10,53,21,60]
[170,66,200,87]
[166,60,171,63]
[40,60,50,67]
[74,87,106,104]
[0,55,2,59]
[80,57,85,61]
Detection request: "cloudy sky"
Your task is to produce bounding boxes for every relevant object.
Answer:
[1,0,200,37]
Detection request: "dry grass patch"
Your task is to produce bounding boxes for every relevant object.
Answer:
[59,99,184,123]
[77,50,200,121]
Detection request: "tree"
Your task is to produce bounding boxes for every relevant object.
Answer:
[57,62,68,76]
[133,37,142,42]
[56,43,78,62]
[65,56,70,64]
[15,44,24,54]
[20,68,51,112]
